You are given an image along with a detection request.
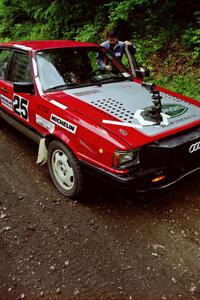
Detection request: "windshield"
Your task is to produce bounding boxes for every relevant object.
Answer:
[36,47,130,91]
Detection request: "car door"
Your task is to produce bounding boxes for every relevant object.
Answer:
[6,51,33,123]
[3,49,38,129]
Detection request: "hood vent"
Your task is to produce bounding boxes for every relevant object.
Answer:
[91,98,135,123]
[74,89,101,96]
[88,103,118,121]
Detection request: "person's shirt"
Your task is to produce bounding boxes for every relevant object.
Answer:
[97,41,136,70]
[96,40,124,70]
[102,40,125,59]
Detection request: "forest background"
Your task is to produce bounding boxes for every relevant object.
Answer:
[0,0,199,100]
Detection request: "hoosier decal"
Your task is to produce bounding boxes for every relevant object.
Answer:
[50,114,77,134]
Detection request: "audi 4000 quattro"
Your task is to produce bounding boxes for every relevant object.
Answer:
[0,40,200,198]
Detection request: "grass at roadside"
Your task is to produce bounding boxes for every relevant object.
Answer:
[154,74,200,101]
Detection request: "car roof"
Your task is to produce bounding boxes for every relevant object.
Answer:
[0,40,99,51]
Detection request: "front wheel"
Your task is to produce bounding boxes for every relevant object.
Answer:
[48,140,82,199]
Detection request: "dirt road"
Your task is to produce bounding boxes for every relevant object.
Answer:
[0,122,200,300]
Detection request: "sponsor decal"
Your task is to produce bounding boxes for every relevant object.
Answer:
[0,94,13,111]
[162,104,188,117]
[189,141,200,153]
[143,104,188,119]
[36,115,55,133]
[50,114,77,134]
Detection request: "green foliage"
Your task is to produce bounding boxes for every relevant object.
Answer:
[0,0,199,100]
[75,24,99,43]
[155,74,200,101]
[182,11,200,61]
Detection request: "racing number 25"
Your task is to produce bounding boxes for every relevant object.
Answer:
[13,95,29,120]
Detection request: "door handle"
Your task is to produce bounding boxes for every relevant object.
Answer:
[0,87,8,93]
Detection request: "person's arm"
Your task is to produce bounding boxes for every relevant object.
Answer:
[124,40,136,54]
[96,52,107,70]
[96,43,112,71]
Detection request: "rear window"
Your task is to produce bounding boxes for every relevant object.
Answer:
[0,49,12,79]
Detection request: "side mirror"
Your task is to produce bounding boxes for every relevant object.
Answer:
[13,82,35,94]
[135,67,150,79]
[124,46,150,79]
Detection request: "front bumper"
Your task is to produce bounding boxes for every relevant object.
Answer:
[80,160,200,191]
[80,125,200,191]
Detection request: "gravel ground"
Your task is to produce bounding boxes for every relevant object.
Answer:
[0,122,200,300]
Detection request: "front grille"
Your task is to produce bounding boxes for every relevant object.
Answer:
[140,125,200,168]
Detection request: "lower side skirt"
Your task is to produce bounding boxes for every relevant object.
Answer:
[0,108,41,143]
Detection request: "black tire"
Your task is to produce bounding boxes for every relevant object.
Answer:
[47,140,82,199]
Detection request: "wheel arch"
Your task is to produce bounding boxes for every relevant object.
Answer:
[36,133,79,165]
[45,133,78,155]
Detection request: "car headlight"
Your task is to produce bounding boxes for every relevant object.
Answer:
[113,149,140,169]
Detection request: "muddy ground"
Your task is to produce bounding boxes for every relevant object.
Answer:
[0,122,200,300]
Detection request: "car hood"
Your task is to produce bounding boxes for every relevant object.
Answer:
[47,81,200,148]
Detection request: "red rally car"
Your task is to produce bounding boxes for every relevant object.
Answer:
[0,40,200,199]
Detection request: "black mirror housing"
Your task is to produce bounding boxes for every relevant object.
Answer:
[13,82,35,94]
[135,67,150,79]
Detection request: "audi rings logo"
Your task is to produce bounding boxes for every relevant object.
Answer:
[189,141,200,153]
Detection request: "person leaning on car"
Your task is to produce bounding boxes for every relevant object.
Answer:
[97,29,136,71]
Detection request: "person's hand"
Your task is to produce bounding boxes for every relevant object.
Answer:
[124,40,132,46]
[105,65,112,71]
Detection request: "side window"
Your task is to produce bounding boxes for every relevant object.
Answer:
[7,52,32,83]
[0,49,12,79]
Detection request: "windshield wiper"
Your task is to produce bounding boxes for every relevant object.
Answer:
[45,83,75,92]
[45,82,81,92]
[88,77,102,87]
[98,76,128,83]
[45,79,102,92]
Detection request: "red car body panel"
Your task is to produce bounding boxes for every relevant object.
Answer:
[0,40,199,191]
